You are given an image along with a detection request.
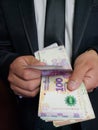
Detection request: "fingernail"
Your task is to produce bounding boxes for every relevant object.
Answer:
[68,80,79,90]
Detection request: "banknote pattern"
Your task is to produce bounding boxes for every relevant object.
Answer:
[34,44,95,127]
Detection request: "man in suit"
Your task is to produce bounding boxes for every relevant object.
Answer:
[0,0,98,130]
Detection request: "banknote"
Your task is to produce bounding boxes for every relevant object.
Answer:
[35,45,72,70]
[26,44,72,76]
[34,43,58,60]
[26,65,70,71]
[34,44,95,126]
[26,65,72,76]
[38,77,95,122]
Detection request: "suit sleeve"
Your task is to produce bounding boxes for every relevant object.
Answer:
[0,5,19,81]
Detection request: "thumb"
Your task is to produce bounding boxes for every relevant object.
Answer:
[67,65,88,91]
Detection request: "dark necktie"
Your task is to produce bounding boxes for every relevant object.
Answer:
[44,0,65,47]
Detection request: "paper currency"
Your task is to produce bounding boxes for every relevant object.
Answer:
[35,45,72,70]
[34,43,95,127]
[26,44,72,76]
[26,65,63,70]
[38,76,95,121]
[26,65,72,76]
[39,78,88,120]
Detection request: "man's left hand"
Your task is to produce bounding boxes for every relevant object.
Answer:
[67,49,98,92]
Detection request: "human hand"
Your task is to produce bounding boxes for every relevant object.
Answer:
[8,56,45,97]
[67,50,98,92]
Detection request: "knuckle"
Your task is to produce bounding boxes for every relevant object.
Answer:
[8,74,13,82]
[32,92,36,97]
[9,63,13,70]
[10,85,15,91]
[10,62,16,71]
[32,90,39,97]
[94,82,98,88]
[28,84,34,91]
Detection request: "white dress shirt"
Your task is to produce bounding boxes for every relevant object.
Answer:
[34,0,75,61]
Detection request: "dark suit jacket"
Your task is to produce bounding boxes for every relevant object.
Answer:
[0,0,98,130]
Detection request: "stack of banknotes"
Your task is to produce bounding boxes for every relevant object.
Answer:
[28,43,95,127]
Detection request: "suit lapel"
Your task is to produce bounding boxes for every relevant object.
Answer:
[72,0,93,57]
[1,0,38,54]
[1,0,29,54]
[19,0,38,52]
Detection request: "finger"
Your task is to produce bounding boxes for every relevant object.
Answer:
[67,63,89,91]
[83,71,98,90]
[10,56,45,79]
[10,66,42,80]
[9,66,42,80]
[19,68,42,80]
[8,73,41,91]
[11,84,40,97]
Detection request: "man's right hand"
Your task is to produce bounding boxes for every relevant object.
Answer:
[8,56,45,97]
